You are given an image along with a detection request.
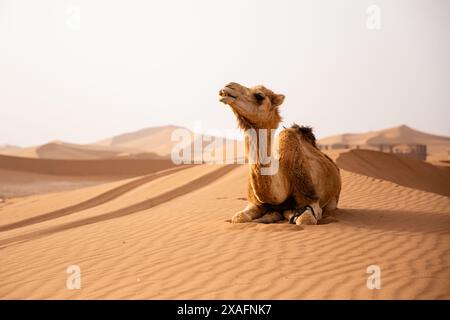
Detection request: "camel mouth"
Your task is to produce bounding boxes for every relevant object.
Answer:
[219,88,238,104]
[219,89,237,99]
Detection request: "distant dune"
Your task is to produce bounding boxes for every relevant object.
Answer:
[0,125,186,159]
[0,144,20,152]
[0,141,158,160]
[318,125,450,156]
[94,125,244,162]
[8,124,447,163]
[1,125,243,161]
[94,125,187,156]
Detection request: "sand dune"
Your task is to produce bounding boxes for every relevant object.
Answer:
[336,149,450,197]
[318,124,450,156]
[0,141,162,160]
[94,125,187,157]
[1,126,187,159]
[6,124,447,164]
[0,154,176,177]
[33,141,146,160]
[0,155,449,299]
[95,125,244,162]
[2,125,243,161]
[0,145,19,152]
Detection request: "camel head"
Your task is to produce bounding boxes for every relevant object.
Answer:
[219,82,285,129]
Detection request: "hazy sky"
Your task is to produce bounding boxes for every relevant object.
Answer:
[1,0,449,146]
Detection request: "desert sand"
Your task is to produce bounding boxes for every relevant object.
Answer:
[0,147,449,299]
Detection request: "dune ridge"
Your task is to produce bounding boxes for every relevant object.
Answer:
[319,124,450,145]
[0,154,176,177]
[0,141,144,160]
[0,165,193,232]
[337,149,450,197]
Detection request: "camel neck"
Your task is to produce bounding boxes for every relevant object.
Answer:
[244,128,276,169]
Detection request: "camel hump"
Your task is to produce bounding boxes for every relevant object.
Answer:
[290,123,317,148]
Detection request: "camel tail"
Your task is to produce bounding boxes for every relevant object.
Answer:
[291,123,317,148]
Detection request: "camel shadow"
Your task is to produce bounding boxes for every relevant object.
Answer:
[224,207,450,235]
[333,208,450,234]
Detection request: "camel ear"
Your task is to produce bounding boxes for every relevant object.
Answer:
[271,94,285,107]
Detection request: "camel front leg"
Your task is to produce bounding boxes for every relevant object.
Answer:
[231,203,264,223]
[283,201,322,225]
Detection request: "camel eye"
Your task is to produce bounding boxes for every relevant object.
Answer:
[254,92,265,103]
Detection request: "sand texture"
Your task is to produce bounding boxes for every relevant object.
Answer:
[1,150,449,299]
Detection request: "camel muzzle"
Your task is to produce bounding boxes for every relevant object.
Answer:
[219,87,239,104]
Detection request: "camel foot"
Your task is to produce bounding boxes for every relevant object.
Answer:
[287,206,319,225]
[295,210,317,225]
[231,211,252,223]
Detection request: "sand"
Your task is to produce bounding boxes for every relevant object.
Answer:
[0,168,117,198]
[1,150,449,299]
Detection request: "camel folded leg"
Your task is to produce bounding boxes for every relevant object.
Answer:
[231,203,265,223]
[253,211,283,224]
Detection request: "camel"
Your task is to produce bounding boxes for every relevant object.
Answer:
[219,82,341,225]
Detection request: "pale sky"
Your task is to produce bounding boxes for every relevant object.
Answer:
[1,0,449,147]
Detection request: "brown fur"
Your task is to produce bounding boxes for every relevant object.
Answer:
[219,82,341,225]
[290,124,317,148]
